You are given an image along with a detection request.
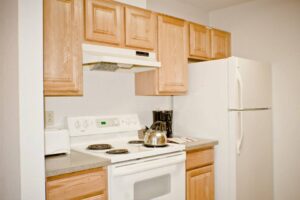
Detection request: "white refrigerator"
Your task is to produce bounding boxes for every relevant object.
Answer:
[174,57,273,200]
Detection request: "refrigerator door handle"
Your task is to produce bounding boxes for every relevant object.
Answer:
[237,111,244,155]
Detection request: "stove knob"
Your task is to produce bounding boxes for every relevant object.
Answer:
[74,121,81,129]
[83,120,89,128]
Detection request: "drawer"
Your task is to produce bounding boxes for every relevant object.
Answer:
[47,168,107,200]
[186,148,214,170]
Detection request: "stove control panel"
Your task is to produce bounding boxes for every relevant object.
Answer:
[96,118,120,128]
[68,114,141,136]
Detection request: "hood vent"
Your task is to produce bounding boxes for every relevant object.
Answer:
[82,44,161,72]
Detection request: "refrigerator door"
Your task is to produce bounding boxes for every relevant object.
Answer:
[229,110,273,200]
[228,57,272,109]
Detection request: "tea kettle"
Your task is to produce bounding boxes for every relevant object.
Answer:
[144,121,168,147]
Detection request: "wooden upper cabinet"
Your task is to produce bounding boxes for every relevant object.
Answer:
[135,15,188,95]
[125,6,157,51]
[211,28,231,59]
[158,15,188,93]
[186,165,214,200]
[44,0,83,96]
[189,23,211,60]
[85,0,124,46]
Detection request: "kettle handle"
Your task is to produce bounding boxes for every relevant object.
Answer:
[150,121,167,131]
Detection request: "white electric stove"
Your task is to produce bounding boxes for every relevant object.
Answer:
[68,114,186,200]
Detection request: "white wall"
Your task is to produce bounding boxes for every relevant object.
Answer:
[18,0,45,199]
[0,0,21,199]
[46,71,172,127]
[147,0,209,24]
[0,0,45,199]
[210,0,300,199]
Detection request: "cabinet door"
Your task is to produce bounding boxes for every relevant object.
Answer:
[211,29,231,59]
[85,0,123,46]
[44,0,83,96]
[187,165,214,200]
[189,23,211,59]
[158,15,188,93]
[125,6,157,51]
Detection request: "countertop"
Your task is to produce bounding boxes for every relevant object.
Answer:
[45,150,111,177]
[170,136,218,151]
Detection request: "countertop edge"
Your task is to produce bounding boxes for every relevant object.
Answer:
[185,140,219,152]
[45,161,110,178]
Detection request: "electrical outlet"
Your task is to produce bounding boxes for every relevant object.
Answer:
[45,111,54,127]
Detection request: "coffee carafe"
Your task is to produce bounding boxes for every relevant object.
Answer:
[152,110,173,138]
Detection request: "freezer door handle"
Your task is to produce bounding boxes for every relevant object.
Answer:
[237,111,244,155]
[235,66,244,109]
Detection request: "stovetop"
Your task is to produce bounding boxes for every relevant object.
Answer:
[68,114,185,163]
[71,136,185,163]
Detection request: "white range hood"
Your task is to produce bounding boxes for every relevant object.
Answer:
[82,44,161,73]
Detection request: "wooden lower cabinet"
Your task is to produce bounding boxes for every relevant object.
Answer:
[186,148,215,200]
[187,165,214,200]
[46,168,107,200]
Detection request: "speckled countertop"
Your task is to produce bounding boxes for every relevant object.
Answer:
[45,150,110,177]
[170,136,218,151]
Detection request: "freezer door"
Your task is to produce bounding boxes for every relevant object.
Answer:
[228,57,272,109]
[229,110,273,200]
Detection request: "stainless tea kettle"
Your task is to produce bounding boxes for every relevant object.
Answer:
[144,121,168,147]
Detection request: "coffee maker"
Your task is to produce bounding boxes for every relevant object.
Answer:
[152,110,173,138]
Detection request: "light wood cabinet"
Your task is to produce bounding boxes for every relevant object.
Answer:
[46,168,107,200]
[186,148,215,200]
[211,28,231,59]
[125,6,157,51]
[84,0,124,46]
[187,165,214,200]
[189,23,211,60]
[44,0,83,96]
[135,15,188,95]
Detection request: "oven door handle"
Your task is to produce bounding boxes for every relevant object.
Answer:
[112,154,186,176]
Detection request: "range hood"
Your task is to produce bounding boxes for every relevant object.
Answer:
[82,44,161,72]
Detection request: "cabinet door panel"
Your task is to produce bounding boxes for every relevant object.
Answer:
[158,15,188,93]
[44,0,83,96]
[211,29,231,59]
[125,6,156,50]
[189,23,211,59]
[187,165,214,200]
[85,0,123,46]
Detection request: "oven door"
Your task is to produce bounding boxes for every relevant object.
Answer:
[108,152,186,200]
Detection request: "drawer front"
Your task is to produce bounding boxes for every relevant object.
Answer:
[186,148,214,170]
[47,168,106,200]
[83,194,105,200]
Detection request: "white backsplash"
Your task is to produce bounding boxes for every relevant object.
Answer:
[45,70,172,128]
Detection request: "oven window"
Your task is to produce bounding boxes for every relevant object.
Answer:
[134,174,171,200]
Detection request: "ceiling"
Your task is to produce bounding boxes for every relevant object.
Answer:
[177,0,254,11]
